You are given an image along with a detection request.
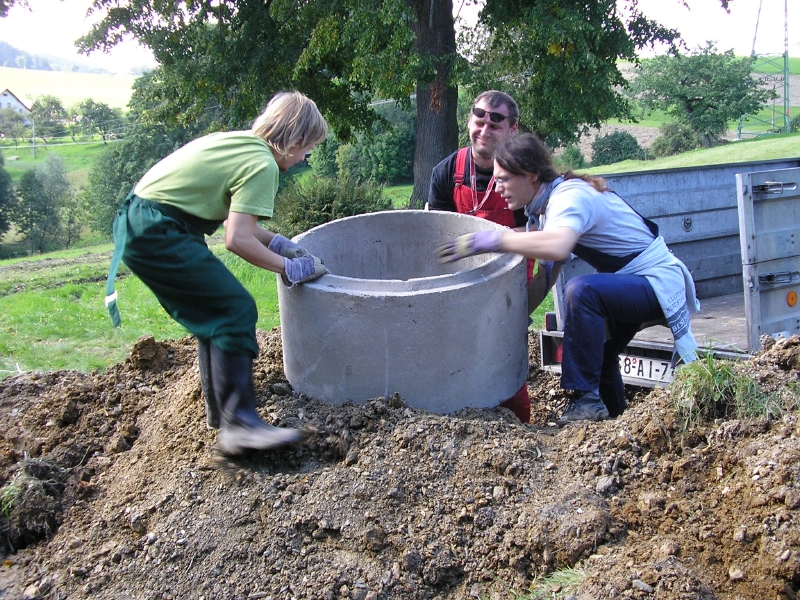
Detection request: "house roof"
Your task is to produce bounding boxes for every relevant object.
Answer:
[0,89,31,111]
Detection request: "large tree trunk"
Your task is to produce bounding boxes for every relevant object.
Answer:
[407,0,459,209]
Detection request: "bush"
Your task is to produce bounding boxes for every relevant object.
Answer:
[308,139,341,178]
[790,113,800,133]
[272,175,392,239]
[326,101,416,185]
[590,130,645,166]
[651,122,702,157]
[559,145,587,169]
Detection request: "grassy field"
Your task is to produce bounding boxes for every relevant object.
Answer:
[0,66,137,109]
[1,140,110,188]
[0,112,797,377]
[0,240,281,375]
[585,131,799,175]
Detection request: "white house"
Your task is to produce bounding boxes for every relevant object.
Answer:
[0,89,31,122]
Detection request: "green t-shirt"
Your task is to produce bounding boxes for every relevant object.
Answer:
[134,131,279,221]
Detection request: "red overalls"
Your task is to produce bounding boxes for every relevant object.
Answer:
[452,148,531,423]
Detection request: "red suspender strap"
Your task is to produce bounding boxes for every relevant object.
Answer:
[453,147,468,187]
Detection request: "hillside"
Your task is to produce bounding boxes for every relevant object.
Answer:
[0,66,137,109]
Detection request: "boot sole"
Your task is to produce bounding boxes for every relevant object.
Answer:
[217,428,302,455]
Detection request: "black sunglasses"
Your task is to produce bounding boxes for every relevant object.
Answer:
[471,106,511,124]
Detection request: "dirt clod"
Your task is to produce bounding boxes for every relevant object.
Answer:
[0,330,799,599]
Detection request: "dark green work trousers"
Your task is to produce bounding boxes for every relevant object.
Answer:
[109,195,260,358]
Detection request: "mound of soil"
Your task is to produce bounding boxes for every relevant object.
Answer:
[0,330,799,599]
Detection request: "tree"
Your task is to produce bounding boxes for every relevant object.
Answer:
[30,95,67,143]
[78,0,723,205]
[9,155,74,254]
[629,42,775,147]
[81,73,210,235]
[70,99,124,142]
[464,0,678,147]
[0,107,28,147]
[0,153,14,236]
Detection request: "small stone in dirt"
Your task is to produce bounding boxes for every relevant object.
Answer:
[632,579,654,593]
[271,382,292,396]
[596,476,617,494]
[728,566,745,581]
[659,540,679,557]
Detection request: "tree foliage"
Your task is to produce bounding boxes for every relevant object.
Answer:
[9,156,73,254]
[629,42,775,147]
[558,145,587,170]
[81,73,212,236]
[0,107,27,147]
[0,153,14,236]
[78,0,694,207]
[651,122,701,157]
[70,100,123,143]
[591,130,646,166]
[30,95,67,143]
[465,0,680,146]
[326,102,416,185]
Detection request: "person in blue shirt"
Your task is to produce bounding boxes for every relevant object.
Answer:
[437,133,700,425]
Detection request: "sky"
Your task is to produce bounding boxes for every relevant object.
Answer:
[0,0,796,76]
[0,0,156,75]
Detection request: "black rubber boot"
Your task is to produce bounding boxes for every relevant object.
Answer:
[210,345,301,455]
[197,339,220,429]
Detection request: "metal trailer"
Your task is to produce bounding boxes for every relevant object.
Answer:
[539,158,800,388]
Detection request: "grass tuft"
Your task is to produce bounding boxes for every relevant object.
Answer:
[523,567,588,599]
[671,353,781,429]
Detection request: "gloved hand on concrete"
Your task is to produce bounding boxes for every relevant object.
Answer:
[268,234,309,259]
[283,255,329,285]
[435,230,502,263]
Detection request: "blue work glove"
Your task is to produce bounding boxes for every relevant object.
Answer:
[435,230,502,263]
[268,234,309,259]
[283,255,329,286]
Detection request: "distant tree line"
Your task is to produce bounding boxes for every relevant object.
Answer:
[0,41,109,73]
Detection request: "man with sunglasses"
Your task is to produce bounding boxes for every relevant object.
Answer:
[429,90,541,424]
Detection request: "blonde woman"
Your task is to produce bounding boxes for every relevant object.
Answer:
[105,91,329,455]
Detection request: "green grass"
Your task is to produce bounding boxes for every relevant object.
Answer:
[1,140,110,187]
[670,352,799,431]
[0,241,280,376]
[383,184,413,208]
[523,567,588,599]
[584,131,800,175]
[0,66,136,110]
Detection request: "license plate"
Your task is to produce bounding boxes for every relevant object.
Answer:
[619,354,674,384]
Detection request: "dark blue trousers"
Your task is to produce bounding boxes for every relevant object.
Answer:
[560,273,664,417]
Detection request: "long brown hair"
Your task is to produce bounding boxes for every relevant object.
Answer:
[495,133,607,192]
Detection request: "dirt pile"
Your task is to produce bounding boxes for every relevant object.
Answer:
[0,330,799,599]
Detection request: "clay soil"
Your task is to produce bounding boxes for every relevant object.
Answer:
[1,329,799,600]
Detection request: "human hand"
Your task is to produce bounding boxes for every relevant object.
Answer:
[435,230,502,263]
[268,234,309,259]
[283,255,329,285]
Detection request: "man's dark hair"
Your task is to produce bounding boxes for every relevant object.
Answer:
[473,90,518,125]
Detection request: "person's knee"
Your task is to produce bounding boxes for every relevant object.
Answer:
[564,276,599,307]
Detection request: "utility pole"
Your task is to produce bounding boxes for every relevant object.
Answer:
[737,0,790,139]
[31,115,35,159]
